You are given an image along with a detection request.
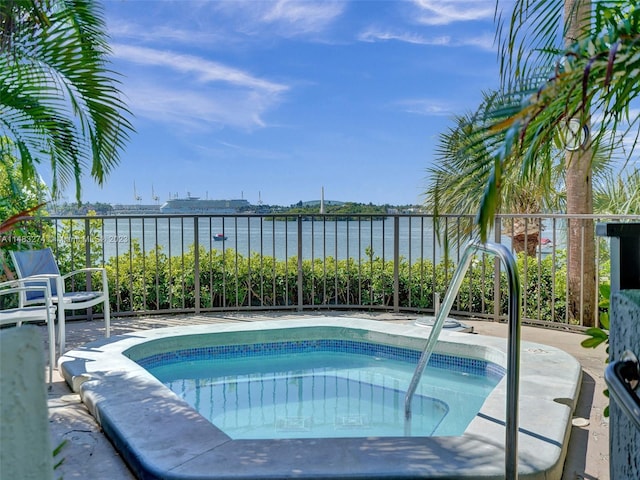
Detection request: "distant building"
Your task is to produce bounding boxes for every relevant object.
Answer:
[111,204,161,215]
[160,195,250,214]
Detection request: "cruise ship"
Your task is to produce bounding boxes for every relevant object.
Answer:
[160,194,250,214]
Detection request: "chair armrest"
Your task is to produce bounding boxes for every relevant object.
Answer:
[20,274,59,281]
[61,267,107,281]
[16,274,63,303]
[61,267,109,293]
[1,278,52,294]
[0,285,52,299]
[0,280,53,308]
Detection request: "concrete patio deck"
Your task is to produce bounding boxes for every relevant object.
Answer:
[43,312,610,480]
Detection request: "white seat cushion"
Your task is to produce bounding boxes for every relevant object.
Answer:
[58,292,103,303]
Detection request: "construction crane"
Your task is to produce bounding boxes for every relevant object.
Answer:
[133,181,142,202]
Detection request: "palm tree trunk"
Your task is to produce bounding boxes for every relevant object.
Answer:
[566,150,596,326]
[565,0,596,327]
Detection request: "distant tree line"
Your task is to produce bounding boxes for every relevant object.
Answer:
[285,201,388,218]
[50,202,114,216]
[45,201,420,217]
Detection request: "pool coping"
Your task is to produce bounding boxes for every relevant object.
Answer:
[59,317,582,480]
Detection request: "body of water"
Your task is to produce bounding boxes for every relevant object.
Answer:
[93,217,447,263]
[56,215,561,263]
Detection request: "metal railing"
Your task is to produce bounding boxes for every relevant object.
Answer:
[5,212,639,328]
[404,241,521,479]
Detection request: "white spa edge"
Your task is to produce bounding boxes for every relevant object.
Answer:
[59,317,582,480]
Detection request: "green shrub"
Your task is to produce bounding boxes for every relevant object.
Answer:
[102,245,576,323]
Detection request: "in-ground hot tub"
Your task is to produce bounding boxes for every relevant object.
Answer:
[59,317,581,479]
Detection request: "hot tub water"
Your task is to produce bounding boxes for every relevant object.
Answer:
[146,343,501,439]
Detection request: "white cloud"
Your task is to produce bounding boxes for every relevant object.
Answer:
[123,82,278,131]
[111,44,288,130]
[412,0,495,26]
[261,0,345,33]
[213,0,345,38]
[112,44,288,94]
[462,32,496,50]
[196,140,291,162]
[397,99,457,116]
[358,27,495,50]
[358,28,451,46]
[107,1,345,51]
[108,23,228,48]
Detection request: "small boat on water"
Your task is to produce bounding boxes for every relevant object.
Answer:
[213,233,227,241]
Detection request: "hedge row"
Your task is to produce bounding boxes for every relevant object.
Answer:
[104,243,569,322]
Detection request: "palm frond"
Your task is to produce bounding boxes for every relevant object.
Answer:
[594,167,640,214]
[0,203,46,234]
[0,0,134,200]
[470,0,640,238]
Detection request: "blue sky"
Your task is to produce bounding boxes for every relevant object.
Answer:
[73,0,506,207]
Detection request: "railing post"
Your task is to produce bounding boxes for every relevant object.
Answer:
[84,217,93,321]
[297,215,303,311]
[493,216,501,322]
[193,216,200,314]
[393,215,400,313]
[597,223,640,293]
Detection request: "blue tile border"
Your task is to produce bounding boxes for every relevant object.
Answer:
[132,339,505,381]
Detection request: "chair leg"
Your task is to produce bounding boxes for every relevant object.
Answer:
[57,306,66,355]
[47,316,56,387]
[104,300,111,338]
